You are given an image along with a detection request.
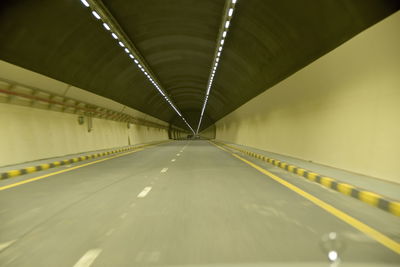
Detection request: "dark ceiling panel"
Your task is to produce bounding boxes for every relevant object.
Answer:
[0,0,398,131]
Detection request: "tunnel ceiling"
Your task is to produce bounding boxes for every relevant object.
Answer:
[0,0,398,131]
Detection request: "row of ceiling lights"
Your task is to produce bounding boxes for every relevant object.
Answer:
[79,0,195,133]
[196,0,238,134]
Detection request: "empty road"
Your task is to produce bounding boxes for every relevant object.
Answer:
[0,141,399,266]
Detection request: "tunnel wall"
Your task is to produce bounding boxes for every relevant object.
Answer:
[200,124,216,139]
[214,12,400,183]
[0,103,168,166]
[0,60,170,167]
[168,127,187,140]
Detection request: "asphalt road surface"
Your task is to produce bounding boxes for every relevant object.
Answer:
[0,141,399,267]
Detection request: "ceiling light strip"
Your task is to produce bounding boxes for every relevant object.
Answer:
[78,0,194,133]
[195,0,238,133]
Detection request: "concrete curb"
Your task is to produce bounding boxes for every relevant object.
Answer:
[213,141,400,217]
[0,140,169,180]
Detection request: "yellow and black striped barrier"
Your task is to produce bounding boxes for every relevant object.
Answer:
[213,141,400,217]
[0,141,169,181]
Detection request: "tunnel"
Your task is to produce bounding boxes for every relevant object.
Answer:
[0,0,399,266]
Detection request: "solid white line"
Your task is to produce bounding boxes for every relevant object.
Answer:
[73,249,102,267]
[137,186,152,198]
[171,159,176,162]
[0,240,16,252]
[161,167,168,173]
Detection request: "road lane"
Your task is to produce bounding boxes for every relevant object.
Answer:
[0,140,398,266]
[0,141,186,266]
[94,141,399,266]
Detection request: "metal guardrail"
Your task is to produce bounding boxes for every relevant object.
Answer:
[0,77,185,133]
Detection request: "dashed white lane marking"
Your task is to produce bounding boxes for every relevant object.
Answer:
[130,202,136,208]
[171,159,176,162]
[137,186,152,198]
[120,213,128,219]
[0,240,16,252]
[161,168,168,173]
[73,249,102,267]
[176,153,180,156]
[105,229,115,236]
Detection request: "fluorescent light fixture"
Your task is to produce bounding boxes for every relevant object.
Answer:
[78,0,194,133]
[92,11,101,20]
[80,0,89,7]
[103,23,110,30]
[225,21,230,28]
[196,3,238,133]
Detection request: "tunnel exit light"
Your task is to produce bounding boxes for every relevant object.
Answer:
[196,0,238,133]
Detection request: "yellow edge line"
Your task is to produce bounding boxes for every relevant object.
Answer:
[0,148,145,191]
[211,142,400,254]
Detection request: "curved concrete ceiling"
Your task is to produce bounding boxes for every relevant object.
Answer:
[0,0,398,131]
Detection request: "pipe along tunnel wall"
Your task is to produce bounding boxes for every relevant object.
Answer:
[207,11,400,184]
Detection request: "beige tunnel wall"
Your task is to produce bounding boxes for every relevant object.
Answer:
[0,103,169,166]
[215,12,400,183]
[200,124,216,139]
[0,59,172,167]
